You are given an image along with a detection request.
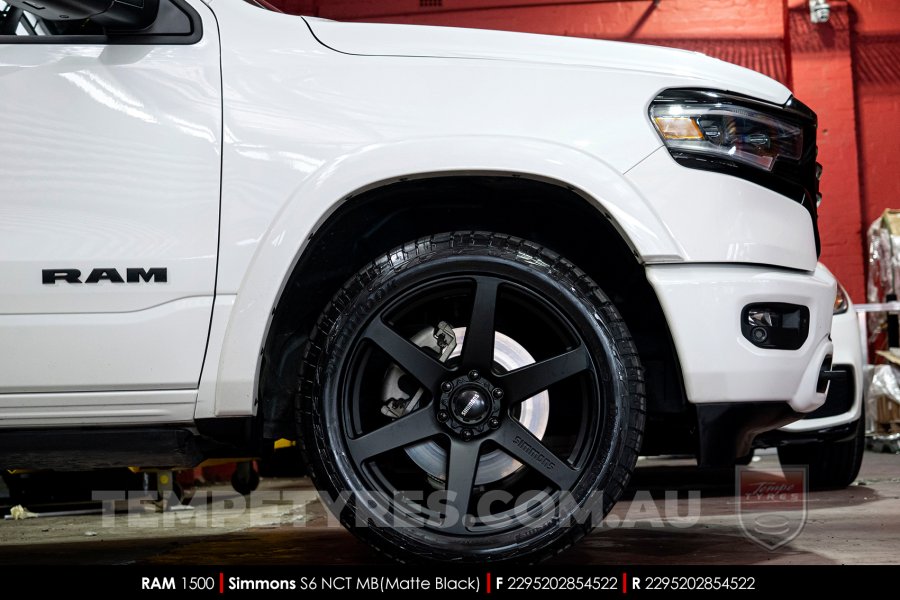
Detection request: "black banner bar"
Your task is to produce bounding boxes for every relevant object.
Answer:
[3,565,897,595]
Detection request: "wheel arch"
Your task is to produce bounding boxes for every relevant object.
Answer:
[210,137,686,429]
[257,176,687,440]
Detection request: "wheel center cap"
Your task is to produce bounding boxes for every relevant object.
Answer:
[451,388,489,425]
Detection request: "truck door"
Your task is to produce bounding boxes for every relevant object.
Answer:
[0,0,220,424]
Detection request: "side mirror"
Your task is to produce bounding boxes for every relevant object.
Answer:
[5,0,159,30]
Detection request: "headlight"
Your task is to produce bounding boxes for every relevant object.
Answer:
[650,90,804,172]
[833,284,849,315]
[649,88,821,254]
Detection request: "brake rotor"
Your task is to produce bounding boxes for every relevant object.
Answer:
[380,325,550,486]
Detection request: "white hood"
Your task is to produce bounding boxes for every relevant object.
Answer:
[303,17,792,105]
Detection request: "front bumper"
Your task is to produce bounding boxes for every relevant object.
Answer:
[757,417,859,448]
[781,305,864,432]
[647,263,836,413]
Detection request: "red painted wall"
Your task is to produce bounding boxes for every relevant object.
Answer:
[852,1,900,243]
[788,1,861,298]
[270,0,900,302]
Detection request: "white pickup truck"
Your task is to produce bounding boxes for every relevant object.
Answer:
[0,0,846,562]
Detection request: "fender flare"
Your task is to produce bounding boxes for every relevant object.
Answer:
[211,135,684,416]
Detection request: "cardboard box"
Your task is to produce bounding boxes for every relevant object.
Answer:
[873,350,900,432]
[876,395,900,433]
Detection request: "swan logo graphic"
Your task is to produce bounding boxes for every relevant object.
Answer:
[736,466,808,550]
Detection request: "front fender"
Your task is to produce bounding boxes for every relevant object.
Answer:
[208,136,683,417]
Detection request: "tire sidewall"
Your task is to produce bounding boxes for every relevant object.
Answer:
[300,235,642,562]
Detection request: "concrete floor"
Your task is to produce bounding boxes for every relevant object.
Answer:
[1,451,897,565]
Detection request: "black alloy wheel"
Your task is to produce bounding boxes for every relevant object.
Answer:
[299,232,645,562]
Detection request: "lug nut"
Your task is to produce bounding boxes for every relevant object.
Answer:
[468,370,480,380]
[461,429,474,441]
[441,381,453,393]
[491,388,504,400]
[488,417,500,429]
[437,410,450,422]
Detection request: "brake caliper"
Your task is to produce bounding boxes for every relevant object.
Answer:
[380,321,456,419]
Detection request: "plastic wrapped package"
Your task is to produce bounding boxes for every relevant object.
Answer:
[868,354,900,433]
[863,364,876,433]
[865,210,900,350]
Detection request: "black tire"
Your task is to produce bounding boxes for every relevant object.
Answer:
[1,472,22,505]
[258,446,307,478]
[231,463,261,496]
[299,232,645,563]
[735,450,754,466]
[777,409,865,490]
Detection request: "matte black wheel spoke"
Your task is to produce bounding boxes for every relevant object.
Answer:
[498,345,592,403]
[493,419,579,489]
[461,277,500,370]
[363,317,450,391]
[347,408,439,463]
[443,439,482,533]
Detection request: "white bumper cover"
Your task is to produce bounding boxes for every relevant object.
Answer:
[781,302,864,431]
[647,263,836,413]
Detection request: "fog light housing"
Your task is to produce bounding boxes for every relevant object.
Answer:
[741,303,810,350]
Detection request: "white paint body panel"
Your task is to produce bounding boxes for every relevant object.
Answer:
[207,3,814,417]
[304,17,792,105]
[782,280,864,431]
[196,295,235,420]
[0,1,835,432]
[0,390,196,426]
[0,0,220,418]
[647,263,835,413]
[625,148,818,271]
[0,297,212,393]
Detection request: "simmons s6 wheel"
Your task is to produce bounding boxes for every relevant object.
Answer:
[298,232,645,562]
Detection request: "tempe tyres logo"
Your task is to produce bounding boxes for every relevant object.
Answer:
[736,466,808,550]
